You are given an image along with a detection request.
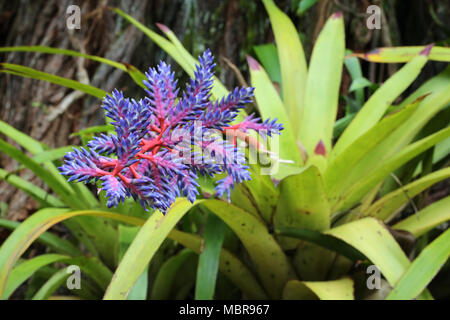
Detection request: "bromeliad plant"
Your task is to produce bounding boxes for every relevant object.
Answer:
[0,0,449,300]
[59,50,281,212]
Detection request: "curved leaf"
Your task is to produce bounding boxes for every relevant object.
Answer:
[274,166,330,250]
[338,126,450,211]
[365,168,450,221]
[31,268,69,300]
[169,229,268,299]
[0,208,143,297]
[326,218,410,287]
[0,63,106,98]
[393,196,450,237]
[387,228,450,300]
[324,100,421,205]
[104,198,198,299]
[0,219,82,256]
[0,45,146,89]
[202,199,296,299]
[151,248,195,299]
[0,169,64,207]
[333,52,429,157]
[354,46,450,63]
[2,254,69,299]
[282,277,354,300]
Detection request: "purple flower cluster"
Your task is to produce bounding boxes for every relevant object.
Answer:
[60,50,283,213]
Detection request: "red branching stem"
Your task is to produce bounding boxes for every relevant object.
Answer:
[117,173,131,186]
[129,165,141,179]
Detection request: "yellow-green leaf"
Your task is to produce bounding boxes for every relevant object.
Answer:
[354,46,450,63]
[333,50,429,158]
[387,228,450,300]
[274,166,330,250]
[298,12,345,156]
[365,168,450,221]
[393,196,450,238]
[326,218,410,287]
[282,277,354,300]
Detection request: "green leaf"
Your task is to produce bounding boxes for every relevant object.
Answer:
[354,46,450,63]
[0,208,144,297]
[338,126,450,211]
[326,218,410,287]
[0,120,75,199]
[0,219,81,256]
[253,43,282,85]
[274,226,366,261]
[324,100,421,206]
[333,52,429,158]
[195,212,226,300]
[393,196,450,237]
[104,198,198,300]
[202,199,296,299]
[70,125,114,138]
[31,268,69,300]
[0,138,77,207]
[262,0,308,134]
[247,55,303,179]
[282,277,354,300]
[30,146,75,164]
[151,248,195,299]
[2,254,69,299]
[274,166,330,250]
[0,169,64,207]
[0,63,107,98]
[118,225,148,300]
[349,77,372,92]
[365,167,450,221]
[238,165,279,223]
[155,25,229,100]
[344,49,365,106]
[169,229,268,299]
[387,228,450,300]
[297,0,318,15]
[0,120,44,154]
[0,45,146,89]
[298,12,345,156]
[348,67,450,184]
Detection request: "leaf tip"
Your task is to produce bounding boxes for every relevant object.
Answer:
[419,43,434,57]
[314,140,326,157]
[156,23,170,34]
[246,55,261,71]
[332,11,343,19]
